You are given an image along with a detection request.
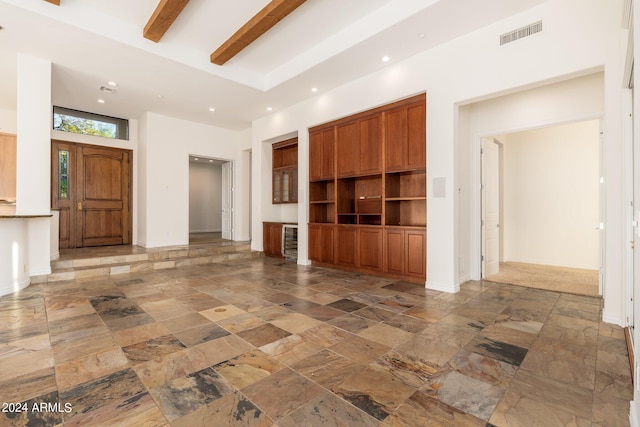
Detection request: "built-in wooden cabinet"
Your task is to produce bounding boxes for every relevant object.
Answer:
[384,228,426,279]
[263,222,283,257]
[308,94,427,283]
[272,139,298,204]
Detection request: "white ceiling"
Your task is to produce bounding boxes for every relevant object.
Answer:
[0,0,548,130]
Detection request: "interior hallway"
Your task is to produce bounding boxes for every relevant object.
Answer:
[486,262,599,297]
[0,256,631,426]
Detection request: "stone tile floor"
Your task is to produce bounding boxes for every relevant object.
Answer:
[0,257,632,426]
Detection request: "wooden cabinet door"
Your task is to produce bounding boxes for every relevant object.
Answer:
[385,108,407,172]
[309,224,334,263]
[385,102,425,171]
[320,128,335,180]
[263,222,282,257]
[319,225,334,263]
[308,224,321,261]
[309,131,323,181]
[336,121,359,177]
[384,229,405,275]
[405,229,426,279]
[335,225,357,267]
[359,114,382,174]
[406,102,426,170]
[359,227,382,271]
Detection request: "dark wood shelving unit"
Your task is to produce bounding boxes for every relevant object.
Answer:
[307,93,427,283]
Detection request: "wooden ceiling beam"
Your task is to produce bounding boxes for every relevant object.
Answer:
[210,0,307,66]
[44,0,60,5]
[144,0,190,43]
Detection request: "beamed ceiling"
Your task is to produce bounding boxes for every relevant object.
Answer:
[0,0,548,130]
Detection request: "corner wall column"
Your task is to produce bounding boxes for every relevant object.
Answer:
[16,53,52,276]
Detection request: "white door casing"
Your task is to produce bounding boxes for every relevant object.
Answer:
[222,161,233,240]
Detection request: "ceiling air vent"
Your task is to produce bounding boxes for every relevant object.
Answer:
[500,20,542,45]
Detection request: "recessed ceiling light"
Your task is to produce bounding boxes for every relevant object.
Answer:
[381,56,391,62]
[194,157,199,161]
[209,107,216,112]
[108,81,117,86]
[266,107,273,111]
[209,159,214,162]
[157,94,164,99]
[311,87,318,93]
[419,33,425,39]
[97,99,105,103]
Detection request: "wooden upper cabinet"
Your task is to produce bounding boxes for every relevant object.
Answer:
[309,128,334,181]
[406,102,426,170]
[385,100,426,172]
[336,114,382,178]
[336,120,359,177]
[359,114,382,175]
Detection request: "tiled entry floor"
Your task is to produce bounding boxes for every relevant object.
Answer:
[0,257,632,426]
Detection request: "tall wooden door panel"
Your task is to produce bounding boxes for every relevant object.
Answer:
[52,141,132,249]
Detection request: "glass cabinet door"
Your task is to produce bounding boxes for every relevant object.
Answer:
[273,171,281,203]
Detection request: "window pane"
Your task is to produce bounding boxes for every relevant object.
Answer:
[59,150,69,200]
[52,106,129,140]
[273,172,281,202]
[282,170,289,202]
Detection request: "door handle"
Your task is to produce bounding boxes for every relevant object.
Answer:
[77,202,82,211]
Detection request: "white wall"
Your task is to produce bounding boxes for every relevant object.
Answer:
[251,0,625,322]
[189,162,222,233]
[501,121,600,269]
[0,108,17,134]
[138,112,251,247]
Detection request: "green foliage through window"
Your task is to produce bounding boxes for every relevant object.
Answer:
[54,114,116,138]
[52,106,129,140]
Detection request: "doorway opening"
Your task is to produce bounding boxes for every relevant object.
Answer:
[188,155,234,244]
[480,120,601,296]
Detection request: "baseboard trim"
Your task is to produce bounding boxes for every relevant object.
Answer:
[631,401,640,427]
[458,274,471,285]
[425,281,459,294]
[627,327,635,386]
[602,312,623,326]
[50,251,60,261]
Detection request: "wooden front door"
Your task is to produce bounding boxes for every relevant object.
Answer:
[52,140,132,248]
